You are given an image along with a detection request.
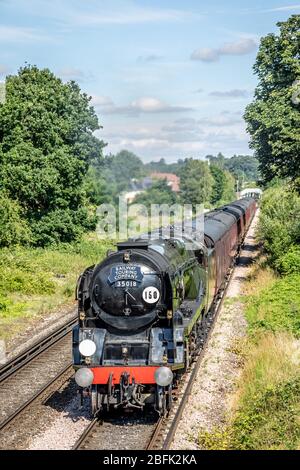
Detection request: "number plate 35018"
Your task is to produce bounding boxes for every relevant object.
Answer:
[115,280,138,288]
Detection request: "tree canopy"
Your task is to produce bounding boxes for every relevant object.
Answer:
[133,179,178,207]
[244,15,300,185]
[179,158,214,206]
[145,157,185,176]
[206,153,259,182]
[85,150,145,205]
[210,164,235,205]
[0,65,104,246]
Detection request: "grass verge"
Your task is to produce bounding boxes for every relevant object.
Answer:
[198,266,300,450]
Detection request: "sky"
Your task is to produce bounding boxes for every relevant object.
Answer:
[0,0,300,162]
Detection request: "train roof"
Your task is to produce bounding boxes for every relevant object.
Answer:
[204,211,236,246]
[204,198,255,246]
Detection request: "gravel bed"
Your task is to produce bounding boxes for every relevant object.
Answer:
[1,377,91,449]
[0,335,72,427]
[5,306,76,361]
[171,211,260,450]
[27,401,156,450]
[77,412,158,451]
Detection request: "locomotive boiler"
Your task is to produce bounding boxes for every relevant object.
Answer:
[72,198,256,415]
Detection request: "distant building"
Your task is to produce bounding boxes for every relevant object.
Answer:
[240,188,262,200]
[131,177,153,191]
[150,172,180,192]
[123,190,143,204]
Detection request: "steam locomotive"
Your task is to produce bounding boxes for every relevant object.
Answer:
[72,198,256,415]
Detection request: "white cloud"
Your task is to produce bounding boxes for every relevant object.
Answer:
[59,67,84,79]
[137,54,163,63]
[0,25,51,43]
[69,3,201,26]
[191,48,219,62]
[0,64,10,75]
[191,38,257,62]
[94,96,192,116]
[99,111,249,162]
[58,67,95,82]
[92,95,114,107]
[209,89,248,98]
[11,0,202,27]
[219,38,257,55]
[263,4,300,12]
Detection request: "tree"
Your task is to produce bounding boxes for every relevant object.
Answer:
[84,150,145,206]
[210,165,226,204]
[0,192,31,247]
[258,185,300,268]
[0,65,104,245]
[145,158,185,175]
[179,158,213,206]
[106,150,145,192]
[224,155,259,181]
[244,16,300,185]
[222,170,236,202]
[133,179,178,207]
[210,165,236,206]
[205,152,226,168]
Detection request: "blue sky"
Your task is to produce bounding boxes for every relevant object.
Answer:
[0,0,300,162]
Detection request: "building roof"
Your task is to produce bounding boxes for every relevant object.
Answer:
[150,172,180,192]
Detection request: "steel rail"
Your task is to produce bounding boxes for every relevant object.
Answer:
[73,417,100,450]
[0,364,74,433]
[0,313,77,384]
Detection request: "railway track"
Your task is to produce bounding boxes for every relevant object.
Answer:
[0,314,77,430]
[73,261,236,451]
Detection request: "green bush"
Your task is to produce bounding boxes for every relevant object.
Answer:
[258,186,300,267]
[0,193,31,247]
[30,206,96,247]
[276,246,300,275]
[245,274,300,337]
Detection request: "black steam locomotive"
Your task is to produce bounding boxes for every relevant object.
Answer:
[72,198,256,415]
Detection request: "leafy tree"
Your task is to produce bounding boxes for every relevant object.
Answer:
[133,179,178,207]
[224,155,259,181]
[84,150,145,206]
[222,170,236,202]
[206,153,259,182]
[210,165,236,205]
[210,165,226,204]
[258,185,300,267]
[205,152,226,168]
[0,65,104,245]
[244,16,300,185]
[105,150,145,192]
[0,192,31,247]
[179,158,213,206]
[145,157,185,175]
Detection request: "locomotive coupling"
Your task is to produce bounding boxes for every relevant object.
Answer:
[154,367,173,387]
